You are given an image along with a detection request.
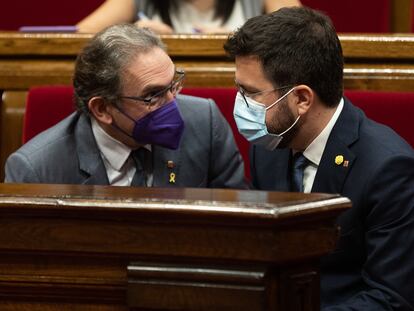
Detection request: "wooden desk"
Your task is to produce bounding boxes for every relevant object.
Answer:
[1,33,414,180]
[0,183,350,310]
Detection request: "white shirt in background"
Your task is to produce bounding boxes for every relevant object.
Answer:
[152,0,245,33]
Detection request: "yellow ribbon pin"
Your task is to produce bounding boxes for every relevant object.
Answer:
[169,172,176,184]
[335,155,344,166]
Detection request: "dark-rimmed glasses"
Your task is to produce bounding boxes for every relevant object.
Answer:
[235,81,292,107]
[121,69,185,108]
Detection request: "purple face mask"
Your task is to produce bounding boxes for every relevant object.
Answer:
[115,100,185,150]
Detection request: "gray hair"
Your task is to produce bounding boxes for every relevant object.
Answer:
[73,23,166,114]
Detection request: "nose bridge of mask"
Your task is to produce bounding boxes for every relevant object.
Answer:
[236,92,266,111]
[265,87,295,111]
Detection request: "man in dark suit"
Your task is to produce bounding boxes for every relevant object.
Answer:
[5,24,245,188]
[224,7,414,310]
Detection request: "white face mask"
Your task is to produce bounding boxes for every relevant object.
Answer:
[233,87,300,150]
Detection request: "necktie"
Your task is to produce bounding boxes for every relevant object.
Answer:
[291,152,308,192]
[130,148,152,187]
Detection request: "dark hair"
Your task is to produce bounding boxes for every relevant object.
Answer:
[152,0,236,27]
[224,7,343,106]
[73,24,165,114]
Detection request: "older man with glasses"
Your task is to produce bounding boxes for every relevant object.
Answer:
[5,24,245,189]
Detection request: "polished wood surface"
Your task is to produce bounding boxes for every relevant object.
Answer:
[0,183,351,310]
[1,33,414,89]
[1,33,414,180]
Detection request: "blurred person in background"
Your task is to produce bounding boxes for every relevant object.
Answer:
[77,0,301,34]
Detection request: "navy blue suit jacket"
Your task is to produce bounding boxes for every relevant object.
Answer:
[251,98,414,310]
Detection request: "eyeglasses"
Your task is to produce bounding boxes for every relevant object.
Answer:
[235,81,292,107]
[121,69,185,108]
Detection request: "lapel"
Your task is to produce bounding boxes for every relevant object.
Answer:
[75,114,109,185]
[311,99,360,194]
[252,145,291,191]
[152,145,182,187]
[272,149,292,191]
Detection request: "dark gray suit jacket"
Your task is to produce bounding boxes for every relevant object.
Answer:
[251,99,414,310]
[5,94,245,188]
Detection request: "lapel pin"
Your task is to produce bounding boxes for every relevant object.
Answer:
[335,155,344,166]
[343,160,349,168]
[169,172,176,184]
[167,160,175,169]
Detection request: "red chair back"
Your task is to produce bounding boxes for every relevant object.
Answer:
[345,90,414,147]
[23,86,75,143]
[301,0,390,33]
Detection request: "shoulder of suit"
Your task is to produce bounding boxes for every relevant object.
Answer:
[20,112,81,152]
[176,94,217,113]
[176,94,213,105]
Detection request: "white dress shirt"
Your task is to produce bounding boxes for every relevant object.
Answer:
[152,0,245,33]
[301,98,344,193]
[91,118,152,186]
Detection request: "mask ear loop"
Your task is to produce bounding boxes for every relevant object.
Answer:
[109,102,138,140]
[111,119,137,141]
[266,87,296,111]
[267,87,300,136]
[277,115,300,136]
[113,101,137,124]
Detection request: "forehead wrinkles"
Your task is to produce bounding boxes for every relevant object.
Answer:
[121,49,174,93]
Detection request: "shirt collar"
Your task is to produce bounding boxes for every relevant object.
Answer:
[91,118,132,171]
[303,98,344,166]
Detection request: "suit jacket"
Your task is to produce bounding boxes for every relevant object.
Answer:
[5,94,245,189]
[251,98,414,310]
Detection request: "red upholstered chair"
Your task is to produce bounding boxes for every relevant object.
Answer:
[23,85,75,143]
[345,90,414,147]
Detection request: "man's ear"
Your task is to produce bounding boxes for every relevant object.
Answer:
[292,85,313,116]
[88,97,113,124]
